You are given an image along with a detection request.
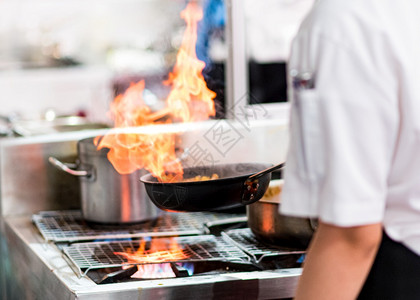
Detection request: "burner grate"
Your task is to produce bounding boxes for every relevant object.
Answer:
[63,235,250,277]
[33,210,244,242]
[222,228,305,263]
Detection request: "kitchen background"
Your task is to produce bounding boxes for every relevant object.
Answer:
[0,1,314,299]
[0,0,312,124]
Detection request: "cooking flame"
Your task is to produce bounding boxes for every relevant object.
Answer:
[131,263,176,279]
[95,1,216,182]
[94,81,182,180]
[165,2,216,122]
[114,238,189,264]
[130,262,194,279]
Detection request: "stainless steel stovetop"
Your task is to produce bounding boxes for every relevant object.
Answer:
[4,210,303,299]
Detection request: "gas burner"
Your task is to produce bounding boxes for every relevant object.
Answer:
[60,227,306,279]
[87,261,263,284]
[76,230,306,284]
[62,235,250,277]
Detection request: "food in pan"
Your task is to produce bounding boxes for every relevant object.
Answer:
[260,179,283,203]
[263,184,281,198]
[182,173,219,182]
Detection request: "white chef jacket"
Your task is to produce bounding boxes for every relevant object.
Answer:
[281,0,420,255]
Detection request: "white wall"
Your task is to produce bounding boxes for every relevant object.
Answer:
[0,66,113,121]
[0,0,190,120]
[0,0,187,65]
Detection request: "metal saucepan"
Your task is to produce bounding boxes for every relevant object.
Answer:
[140,162,285,212]
[49,137,160,224]
[247,180,318,248]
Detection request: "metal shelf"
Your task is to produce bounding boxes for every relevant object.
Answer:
[33,210,245,242]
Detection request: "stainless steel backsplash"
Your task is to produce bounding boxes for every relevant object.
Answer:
[0,119,288,217]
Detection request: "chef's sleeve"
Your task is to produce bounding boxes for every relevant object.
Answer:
[280,29,399,227]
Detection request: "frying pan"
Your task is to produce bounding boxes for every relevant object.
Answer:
[140,162,285,212]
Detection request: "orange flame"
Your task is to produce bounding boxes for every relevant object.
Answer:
[96,1,216,182]
[109,81,151,127]
[95,81,183,181]
[165,2,216,122]
[115,238,189,264]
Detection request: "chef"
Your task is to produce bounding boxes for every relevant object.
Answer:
[280,0,420,299]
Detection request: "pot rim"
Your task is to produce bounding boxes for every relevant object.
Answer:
[78,136,110,156]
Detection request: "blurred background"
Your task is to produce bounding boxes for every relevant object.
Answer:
[0,0,312,131]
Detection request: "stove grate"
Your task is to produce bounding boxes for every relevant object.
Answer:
[32,210,244,242]
[222,228,305,263]
[62,235,250,277]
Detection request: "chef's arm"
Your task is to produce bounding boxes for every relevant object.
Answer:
[294,221,382,300]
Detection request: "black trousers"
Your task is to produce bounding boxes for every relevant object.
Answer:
[358,231,420,299]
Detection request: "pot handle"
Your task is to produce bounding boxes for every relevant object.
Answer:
[242,162,286,204]
[48,156,90,177]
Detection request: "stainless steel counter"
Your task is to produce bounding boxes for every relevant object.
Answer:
[3,216,301,299]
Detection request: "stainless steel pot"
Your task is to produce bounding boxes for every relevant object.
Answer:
[246,180,318,248]
[49,137,160,224]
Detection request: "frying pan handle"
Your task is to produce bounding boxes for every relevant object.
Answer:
[48,156,91,177]
[242,162,286,205]
[247,162,285,181]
